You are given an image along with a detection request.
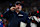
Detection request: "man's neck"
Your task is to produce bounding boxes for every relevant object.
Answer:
[16,10,19,14]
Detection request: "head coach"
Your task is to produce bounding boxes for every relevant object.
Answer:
[3,1,30,27]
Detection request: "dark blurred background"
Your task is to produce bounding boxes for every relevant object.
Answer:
[0,0,40,13]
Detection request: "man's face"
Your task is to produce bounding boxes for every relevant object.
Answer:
[15,4,22,11]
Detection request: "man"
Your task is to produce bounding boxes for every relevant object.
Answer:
[3,1,30,27]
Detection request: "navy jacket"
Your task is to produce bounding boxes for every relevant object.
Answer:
[3,10,30,27]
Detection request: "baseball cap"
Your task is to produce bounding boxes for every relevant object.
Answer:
[15,1,22,5]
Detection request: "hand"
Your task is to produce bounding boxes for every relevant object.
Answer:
[10,7,15,11]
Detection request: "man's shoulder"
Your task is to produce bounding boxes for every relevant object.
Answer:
[20,11,27,16]
[3,10,13,14]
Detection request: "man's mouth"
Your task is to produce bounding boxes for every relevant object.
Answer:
[18,7,19,9]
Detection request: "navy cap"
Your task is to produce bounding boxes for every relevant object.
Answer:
[15,1,22,5]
